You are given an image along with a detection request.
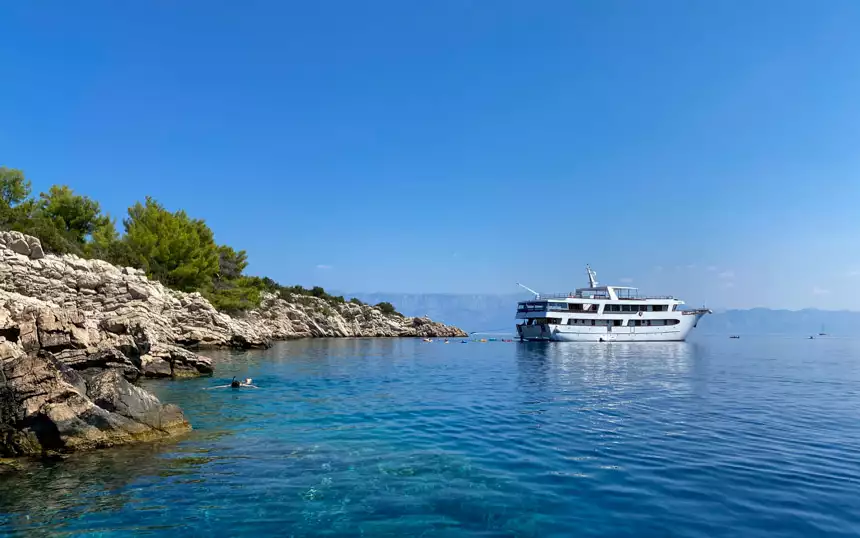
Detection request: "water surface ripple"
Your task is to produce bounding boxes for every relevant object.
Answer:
[2,337,859,537]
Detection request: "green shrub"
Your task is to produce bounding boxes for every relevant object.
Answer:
[375,301,403,317]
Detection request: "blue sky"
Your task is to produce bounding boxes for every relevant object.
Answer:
[2,1,860,309]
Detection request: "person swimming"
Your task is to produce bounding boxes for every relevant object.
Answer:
[207,376,258,389]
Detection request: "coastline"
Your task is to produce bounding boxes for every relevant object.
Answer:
[0,231,465,462]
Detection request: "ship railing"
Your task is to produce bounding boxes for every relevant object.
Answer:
[530,293,675,300]
[616,295,676,300]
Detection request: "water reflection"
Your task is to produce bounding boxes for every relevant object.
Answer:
[515,341,702,420]
[517,341,697,381]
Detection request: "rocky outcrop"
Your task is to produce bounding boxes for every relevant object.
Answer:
[0,231,269,356]
[0,291,189,457]
[243,293,467,338]
[0,231,467,357]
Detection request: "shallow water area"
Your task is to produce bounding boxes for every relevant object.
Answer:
[2,336,860,537]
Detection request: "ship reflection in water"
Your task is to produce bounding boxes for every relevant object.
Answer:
[515,340,705,420]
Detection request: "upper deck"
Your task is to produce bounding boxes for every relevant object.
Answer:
[532,287,677,302]
[515,266,685,311]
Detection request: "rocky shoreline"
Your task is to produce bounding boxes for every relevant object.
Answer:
[0,231,465,460]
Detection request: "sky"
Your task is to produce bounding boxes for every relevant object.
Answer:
[2,1,860,309]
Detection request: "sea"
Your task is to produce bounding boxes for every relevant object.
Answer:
[1,336,859,537]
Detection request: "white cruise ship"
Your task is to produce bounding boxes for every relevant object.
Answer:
[515,267,710,342]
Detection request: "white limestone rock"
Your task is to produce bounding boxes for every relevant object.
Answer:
[0,231,467,370]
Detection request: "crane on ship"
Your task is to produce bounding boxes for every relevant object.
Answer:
[516,282,540,299]
[586,265,598,287]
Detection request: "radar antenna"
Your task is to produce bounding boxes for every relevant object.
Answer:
[516,282,540,299]
[586,265,598,288]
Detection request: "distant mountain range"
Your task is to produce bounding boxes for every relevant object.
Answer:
[346,292,858,336]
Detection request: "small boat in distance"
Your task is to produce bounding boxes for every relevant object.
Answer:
[819,325,827,336]
[730,335,740,339]
[515,266,711,342]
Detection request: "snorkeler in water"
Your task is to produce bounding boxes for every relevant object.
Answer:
[207,376,259,389]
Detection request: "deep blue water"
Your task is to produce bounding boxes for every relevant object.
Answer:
[2,336,860,537]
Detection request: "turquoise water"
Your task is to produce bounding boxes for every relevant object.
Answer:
[2,337,860,537]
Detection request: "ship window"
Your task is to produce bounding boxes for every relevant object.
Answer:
[590,320,595,326]
[613,320,622,326]
[621,305,631,312]
[525,302,549,312]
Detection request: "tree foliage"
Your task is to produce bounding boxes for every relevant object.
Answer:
[0,167,31,207]
[0,164,407,316]
[0,167,32,231]
[375,301,401,316]
[121,197,219,292]
[0,168,88,255]
[38,185,110,244]
[216,245,249,282]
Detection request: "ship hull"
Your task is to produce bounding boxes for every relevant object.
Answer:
[516,313,706,342]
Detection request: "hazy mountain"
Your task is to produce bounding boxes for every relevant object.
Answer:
[702,308,858,336]
[346,293,858,336]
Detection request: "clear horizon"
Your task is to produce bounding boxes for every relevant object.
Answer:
[3,2,860,310]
